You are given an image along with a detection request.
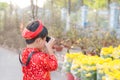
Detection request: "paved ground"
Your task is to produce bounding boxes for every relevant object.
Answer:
[0,47,66,80]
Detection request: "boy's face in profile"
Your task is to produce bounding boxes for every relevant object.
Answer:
[35,37,46,50]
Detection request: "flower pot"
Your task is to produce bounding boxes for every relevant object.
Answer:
[66,72,74,80]
[54,45,63,51]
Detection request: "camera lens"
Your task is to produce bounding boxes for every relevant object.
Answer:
[46,36,51,42]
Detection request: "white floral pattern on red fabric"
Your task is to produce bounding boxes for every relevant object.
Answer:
[22,48,58,80]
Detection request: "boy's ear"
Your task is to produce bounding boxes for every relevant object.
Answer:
[35,38,42,43]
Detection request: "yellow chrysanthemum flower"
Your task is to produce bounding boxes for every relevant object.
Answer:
[85,73,91,77]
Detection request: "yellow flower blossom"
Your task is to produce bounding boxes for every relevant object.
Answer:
[64,51,120,80]
[102,76,106,80]
[101,46,114,55]
[98,70,104,74]
[85,73,91,77]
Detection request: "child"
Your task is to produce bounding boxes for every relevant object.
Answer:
[20,20,58,80]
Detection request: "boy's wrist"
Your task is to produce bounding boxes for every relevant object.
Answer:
[47,47,54,54]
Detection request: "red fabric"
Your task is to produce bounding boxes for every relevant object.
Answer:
[21,48,58,80]
[22,20,43,39]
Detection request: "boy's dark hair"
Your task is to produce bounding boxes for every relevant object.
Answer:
[25,21,48,44]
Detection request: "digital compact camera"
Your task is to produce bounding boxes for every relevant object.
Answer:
[46,36,51,42]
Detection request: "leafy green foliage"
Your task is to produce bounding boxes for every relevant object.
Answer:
[45,0,79,11]
[45,0,120,10]
[51,0,78,8]
[0,2,9,10]
[84,0,107,9]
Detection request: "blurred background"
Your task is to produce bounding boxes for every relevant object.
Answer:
[1,0,120,80]
[0,0,120,55]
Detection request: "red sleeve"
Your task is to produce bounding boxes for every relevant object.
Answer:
[42,54,58,71]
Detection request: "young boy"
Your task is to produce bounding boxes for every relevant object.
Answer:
[20,20,58,80]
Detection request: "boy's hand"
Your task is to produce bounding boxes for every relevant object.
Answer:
[45,37,55,54]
